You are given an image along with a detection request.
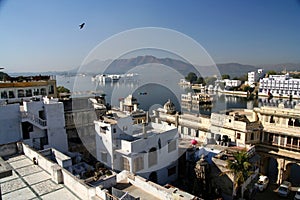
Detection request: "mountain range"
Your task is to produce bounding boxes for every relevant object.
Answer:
[8,55,300,78]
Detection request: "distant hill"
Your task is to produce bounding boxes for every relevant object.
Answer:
[259,63,300,73]
[79,55,200,76]
[215,63,258,78]
[77,55,259,78]
[8,56,298,78]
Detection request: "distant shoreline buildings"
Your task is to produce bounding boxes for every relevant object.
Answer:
[259,73,300,99]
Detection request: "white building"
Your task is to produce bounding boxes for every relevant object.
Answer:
[0,97,68,153]
[94,113,179,185]
[0,103,22,144]
[215,79,242,89]
[224,79,242,88]
[259,73,300,99]
[0,75,57,104]
[248,69,264,85]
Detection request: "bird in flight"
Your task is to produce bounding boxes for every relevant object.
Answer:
[79,23,85,29]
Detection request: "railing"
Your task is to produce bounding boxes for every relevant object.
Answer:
[260,142,300,153]
[21,112,47,127]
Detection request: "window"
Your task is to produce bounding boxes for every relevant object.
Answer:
[168,166,176,176]
[270,116,275,123]
[295,119,300,127]
[293,138,299,146]
[251,133,254,140]
[274,134,279,144]
[287,136,292,146]
[17,89,25,98]
[33,89,39,95]
[168,140,176,153]
[0,91,7,99]
[25,89,32,97]
[158,138,161,149]
[237,133,241,139]
[133,157,144,172]
[288,118,293,126]
[268,133,273,143]
[148,148,157,167]
[49,85,54,94]
[122,157,130,171]
[41,88,46,95]
[113,128,116,133]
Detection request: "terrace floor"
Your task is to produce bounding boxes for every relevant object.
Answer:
[0,154,81,200]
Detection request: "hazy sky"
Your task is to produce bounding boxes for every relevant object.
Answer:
[0,0,300,72]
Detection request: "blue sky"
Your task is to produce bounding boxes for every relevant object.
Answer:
[0,0,300,72]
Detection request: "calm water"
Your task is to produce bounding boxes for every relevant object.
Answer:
[57,75,300,115]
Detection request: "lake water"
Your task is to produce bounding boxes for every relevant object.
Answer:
[56,75,300,115]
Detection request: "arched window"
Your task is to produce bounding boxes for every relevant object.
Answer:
[288,118,293,126]
[17,89,25,98]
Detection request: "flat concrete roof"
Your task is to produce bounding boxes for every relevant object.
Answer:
[1,154,81,200]
[114,182,160,200]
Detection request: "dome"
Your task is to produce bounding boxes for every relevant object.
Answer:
[164,99,176,114]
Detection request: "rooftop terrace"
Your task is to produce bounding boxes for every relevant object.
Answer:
[1,154,81,200]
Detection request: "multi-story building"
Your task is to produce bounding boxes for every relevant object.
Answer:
[0,75,57,104]
[210,110,262,148]
[259,73,300,99]
[0,96,68,153]
[94,113,179,185]
[254,103,300,185]
[247,68,264,85]
[61,97,100,161]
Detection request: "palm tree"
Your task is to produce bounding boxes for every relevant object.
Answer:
[222,150,252,199]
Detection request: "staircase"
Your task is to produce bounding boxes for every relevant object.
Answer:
[21,111,47,129]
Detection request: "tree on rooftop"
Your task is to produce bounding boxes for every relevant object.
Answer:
[221,150,252,199]
[57,86,70,94]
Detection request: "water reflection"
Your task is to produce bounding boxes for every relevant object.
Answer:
[57,75,299,117]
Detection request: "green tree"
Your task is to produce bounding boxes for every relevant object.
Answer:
[195,76,205,85]
[241,84,251,92]
[222,74,230,80]
[222,150,252,199]
[205,76,217,86]
[185,72,198,83]
[57,86,70,94]
[266,70,277,77]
